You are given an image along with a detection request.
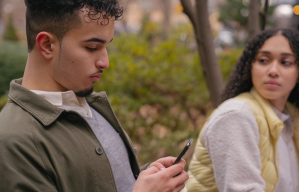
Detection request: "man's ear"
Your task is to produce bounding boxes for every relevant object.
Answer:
[36,32,57,60]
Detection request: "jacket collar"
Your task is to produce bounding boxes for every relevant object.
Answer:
[9,79,140,176]
[249,87,299,140]
[8,79,107,127]
[8,79,64,126]
[285,97,299,152]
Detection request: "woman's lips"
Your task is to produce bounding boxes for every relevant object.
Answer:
[265,81,280,89]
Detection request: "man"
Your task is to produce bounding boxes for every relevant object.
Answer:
[0,0,188,191]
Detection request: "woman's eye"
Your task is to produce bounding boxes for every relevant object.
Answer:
[86,47,97,51]
[258,58,268,64]
[281,60,293,66]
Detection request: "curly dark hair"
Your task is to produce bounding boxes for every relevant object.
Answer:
[24,0,123,52]
[221,28,299,107]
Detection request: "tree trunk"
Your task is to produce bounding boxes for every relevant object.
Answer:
[0,0,3,36]
[119,0,134,32]
[181,0,223,106]
[161,0,172,39]
[180,0,199,35]
[0,0,3,21]
[248,0,260,40]
[260,0,269,31]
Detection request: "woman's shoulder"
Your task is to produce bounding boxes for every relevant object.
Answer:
[203,99,257,134]
[213,99,254,119]
[202,98,260,147]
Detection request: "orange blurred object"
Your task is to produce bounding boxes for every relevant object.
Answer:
[293,5,299,15]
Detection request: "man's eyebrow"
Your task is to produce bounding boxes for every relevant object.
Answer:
[84,38,113,43]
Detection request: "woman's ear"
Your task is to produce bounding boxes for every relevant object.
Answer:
[36,32,56,60]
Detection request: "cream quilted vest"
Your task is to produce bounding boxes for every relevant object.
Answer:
[185,88,299,192]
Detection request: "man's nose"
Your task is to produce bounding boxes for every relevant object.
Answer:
[96,48,109,69]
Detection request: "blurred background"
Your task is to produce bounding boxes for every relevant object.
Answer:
[0,0,299,166]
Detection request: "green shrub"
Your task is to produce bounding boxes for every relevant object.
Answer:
[0,41,27,96]
[94,24,241,164]
[0,23,242,165]
[3,15,19,41]
[219,49,243,80]
[0,95,8,111]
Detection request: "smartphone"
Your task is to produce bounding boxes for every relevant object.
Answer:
[173,139,193,165]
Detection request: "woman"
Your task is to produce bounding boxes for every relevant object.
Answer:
[186,28,299,192]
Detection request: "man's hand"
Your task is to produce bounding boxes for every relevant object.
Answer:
[133,157,189,192]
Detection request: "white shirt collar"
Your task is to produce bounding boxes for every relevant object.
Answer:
[272,105,294,143]
[31,90,92,118]
[272,106,290,123]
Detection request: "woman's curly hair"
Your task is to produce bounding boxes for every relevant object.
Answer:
[220,28,299,107]
[25,0,123,52]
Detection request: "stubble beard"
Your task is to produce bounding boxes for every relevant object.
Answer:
[75,87,94,97]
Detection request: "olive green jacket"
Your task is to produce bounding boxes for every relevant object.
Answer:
[0,79,140,192]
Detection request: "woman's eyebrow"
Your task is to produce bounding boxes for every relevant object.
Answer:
[256,51,271,55]
[256,51,294,57]
[281,53,295,57]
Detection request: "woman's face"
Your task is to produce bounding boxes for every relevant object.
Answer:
[251,34,299,111]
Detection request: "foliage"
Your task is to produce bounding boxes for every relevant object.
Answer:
[0,23,242,166]
[3,15,19,41]
[0,41,27,96]
[219,0,249,27]
[94,24,242,165]
[219,0,275,29]
[0,95,8,111]
[219,49,243,80]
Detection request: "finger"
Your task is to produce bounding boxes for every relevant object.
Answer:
[166,157,186,167]
[148,162,166,171]
[140,166,159,176]
[156,156,177,167]
[171,170,189,186]
[176,158,186,167]
[159,163,185,178]
[173,183,186,192]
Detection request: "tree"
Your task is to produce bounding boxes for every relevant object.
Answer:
[180,0,223,107]
[248,0,260,40]
[220,0,271,40]
[0,0,3,21]
[119,0,134,32]
[219,0,248,29]
[0,0,3,35]
[260,0,269,31]
[3,15,19,41]
[180,0,272,106]
[161,0,172,39]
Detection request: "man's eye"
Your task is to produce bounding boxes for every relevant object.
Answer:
[86,47,97,51]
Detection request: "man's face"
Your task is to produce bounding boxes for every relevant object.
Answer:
[51,10,114,97]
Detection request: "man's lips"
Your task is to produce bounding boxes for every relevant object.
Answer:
[90,70,103,82]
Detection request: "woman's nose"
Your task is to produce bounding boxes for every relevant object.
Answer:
[268,61,279,77]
